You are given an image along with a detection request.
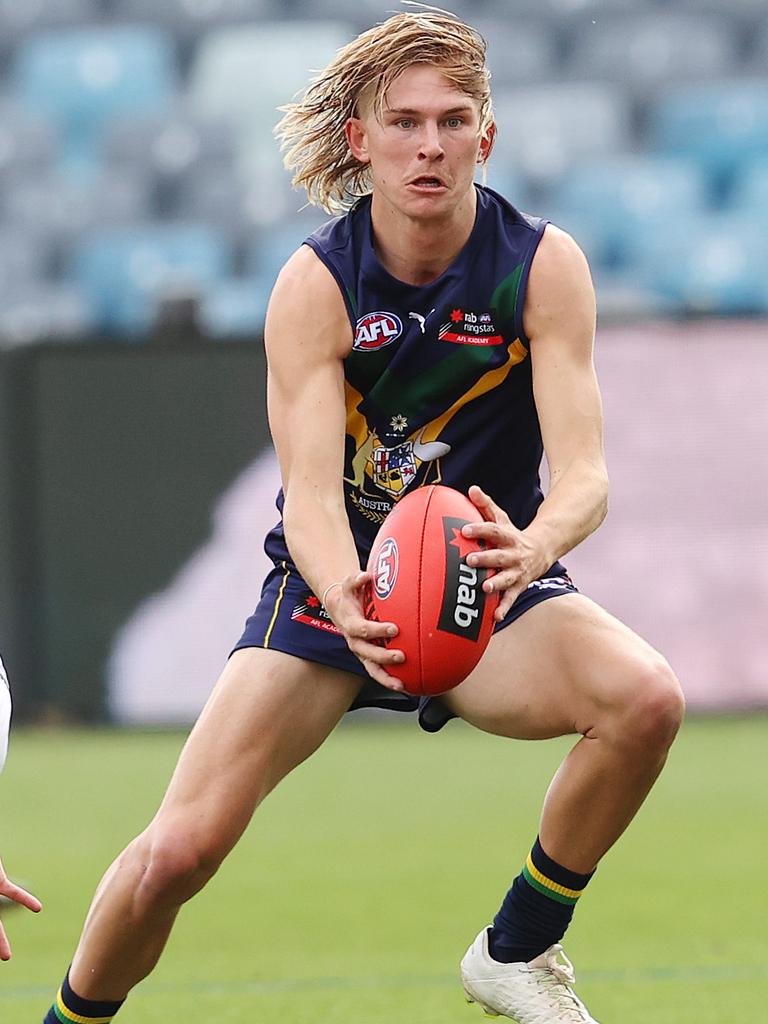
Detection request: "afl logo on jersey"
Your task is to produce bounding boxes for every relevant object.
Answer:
[354,311,402,351]
[373,537,399,599]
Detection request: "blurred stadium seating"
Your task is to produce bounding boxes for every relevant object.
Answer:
[0,0,766,344]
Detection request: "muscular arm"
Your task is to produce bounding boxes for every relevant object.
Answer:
[523,224,608,569]
[464,225,608,617]
[266,246,358,591]
[265,247,404,687]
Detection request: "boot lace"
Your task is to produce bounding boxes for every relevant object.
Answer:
[527,946,592,1023]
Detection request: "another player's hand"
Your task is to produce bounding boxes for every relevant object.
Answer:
[0,857,42,961]
[463,485,543,622]
[324,571,406,692]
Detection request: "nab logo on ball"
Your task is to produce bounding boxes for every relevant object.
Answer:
[354,311,402,351]
[437,516,490,642]
[373,537,399,599]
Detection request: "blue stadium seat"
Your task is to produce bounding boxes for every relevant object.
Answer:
[236,128,320,225]
[286,0,495,29]
[482,164,531,213]
[540,206,614,274]
[492,83,631,185]
[674,0,768,14]
[728,158,768,215]
[1,169,152,240]
[632,213,768,315]
[245,217,325,286]
[0,228,53,293]
[649,81,768,190]
[188,21,354,136]
[173,166,273,231]
[466,0,647,14]
[0,283,95,349]
[0,0,100,49]
[752,20,768,76]
[548,0,648,10]
[591,271,678,320]
[103,108,239,213]
[568,13,739,88]
[472,19,560,86]
[172,166,244,225]
[11,26,178,175]
[112,0,274,32]
[0,101,58,179]
[71,225,230,335]
[548,156,711,268]
[200,278,272,338]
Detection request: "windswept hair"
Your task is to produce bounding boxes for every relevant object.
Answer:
[275,4,493,214]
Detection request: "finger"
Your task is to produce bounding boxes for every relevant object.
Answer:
[462,520,504,546]
[350,638,405,666]
[347,617,399,643]
[0,921,10,962]
[0,882,42,914]
[349,570,372,594]
[361,659,407,692]
[494,587,523,622]
[466,542,516,570]
[466,484,503,523]
[465,492,514,537]
[346,573,399,636]
[484,575,523,605]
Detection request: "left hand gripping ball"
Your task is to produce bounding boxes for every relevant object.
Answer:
[365,485,499,696]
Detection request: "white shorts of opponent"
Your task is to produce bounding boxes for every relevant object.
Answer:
[0,655,10,773]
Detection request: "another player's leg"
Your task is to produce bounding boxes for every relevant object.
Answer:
[42,648,361,1024]
[445,593,684,1022]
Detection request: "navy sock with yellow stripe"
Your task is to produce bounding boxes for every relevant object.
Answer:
[43,970,125,1024]
[488,836,595,964]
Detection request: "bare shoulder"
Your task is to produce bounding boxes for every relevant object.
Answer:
[524,224,596,343]
[267,244,352,361]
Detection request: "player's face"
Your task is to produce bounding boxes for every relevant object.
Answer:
[346,64,493,220]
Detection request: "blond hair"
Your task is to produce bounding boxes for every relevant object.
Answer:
[275,3,493,214]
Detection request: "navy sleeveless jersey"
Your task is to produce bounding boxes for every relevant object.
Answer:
[264,185,563,575]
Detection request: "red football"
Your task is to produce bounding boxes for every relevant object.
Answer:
[365,485,499,696]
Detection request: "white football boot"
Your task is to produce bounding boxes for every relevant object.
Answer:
[460,928,600,1022]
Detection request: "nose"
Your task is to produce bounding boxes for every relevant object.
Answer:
[418,122,444,161]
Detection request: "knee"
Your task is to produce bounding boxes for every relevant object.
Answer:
[612,656,685,756]
[129,826,225,910]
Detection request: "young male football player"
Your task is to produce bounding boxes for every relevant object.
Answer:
[43,8,683,1023]
[1,655,42,961]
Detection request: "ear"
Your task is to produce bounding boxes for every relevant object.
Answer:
[345,117,370,164]
[477,121,496,165]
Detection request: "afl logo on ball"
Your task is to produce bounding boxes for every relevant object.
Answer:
[373,537,399,599]
[354,311,402,351]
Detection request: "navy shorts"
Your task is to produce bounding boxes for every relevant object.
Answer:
[232,562,578,733]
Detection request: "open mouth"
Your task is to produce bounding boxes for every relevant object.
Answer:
[409,176,446,189]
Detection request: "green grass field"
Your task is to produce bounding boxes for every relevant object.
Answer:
[1,715,766,1023]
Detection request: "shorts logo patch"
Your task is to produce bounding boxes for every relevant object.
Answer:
[291,592,342,634]
[528,574,574,592]
[438,307,503,346]
[372,537,399,599]
[354,311,402,351]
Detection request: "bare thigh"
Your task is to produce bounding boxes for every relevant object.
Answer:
[442,593,674,740]
[151,647,363,860]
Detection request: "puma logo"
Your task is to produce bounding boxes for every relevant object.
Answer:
[408,308,436,334]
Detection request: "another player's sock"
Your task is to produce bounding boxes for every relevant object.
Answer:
[43,969,125,1024]
[488,836,595,964]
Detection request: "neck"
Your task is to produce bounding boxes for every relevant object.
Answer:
[369,187,478,286]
